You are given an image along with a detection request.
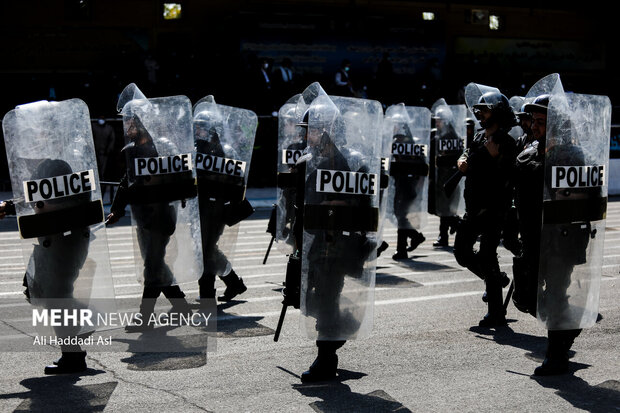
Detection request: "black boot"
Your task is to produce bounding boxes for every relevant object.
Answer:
[406,231,426,252]
[393,229,409,260]
[377,241,389,257]
[479,274,507,327]
[218,270,247,302]
[126,292,158,333]
[301,354,338,383]
[433,235,448,248]
[44,351,87,374]
[534,330,570,376]
[301,341,343,383]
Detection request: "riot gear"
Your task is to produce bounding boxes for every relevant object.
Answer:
[109,83,202,331]
[2,98,116,373]
[193,96,257,303]
[472,91,517,131]
[385,104,430,260]
[513,73,610,375]
[275,85,382,383]
[455,82,518,327]
[429,99,466,247]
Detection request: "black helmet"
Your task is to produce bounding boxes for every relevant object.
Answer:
[472,91,517,130]
[523,94,550,114]
[515,102,532,119]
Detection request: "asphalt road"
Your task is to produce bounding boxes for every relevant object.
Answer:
[0,195,618,412]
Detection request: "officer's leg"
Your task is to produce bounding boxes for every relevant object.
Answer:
[477,221,508,327]
[44,342,88,375]
[392,228,409,260]
[453,215,484,278]
[162,284,193,319]
[301,340,346,382]
[198,272,216,300]
[534,328,582,376]
[434,217,449,247]
[501,205,522,256]
[126,285,161,332]
[217,266,247,302]
[406,228,425,252]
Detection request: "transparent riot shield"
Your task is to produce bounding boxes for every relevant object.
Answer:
[465,83,500,111]
[117,83,202,287]
[385,104,431,231]
[300,94,381,340]
[193,96,258,277]
[275,82,329,255]
[2,99,116,339]
[430,99,466,217]
[537,79,610,330]
[377,109,393,247]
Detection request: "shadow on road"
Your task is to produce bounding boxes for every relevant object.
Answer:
[532,376,620,413]
[0,371,117,412]
[469,325,548,360]
[292,370,413,412]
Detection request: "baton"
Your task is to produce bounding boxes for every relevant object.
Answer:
[263,236,275,264]
[504,280,514,311]
[273,304,287,342]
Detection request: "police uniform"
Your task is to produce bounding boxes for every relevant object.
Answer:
[391,132,427,260]
[195,136,248,302]
[454,91,517,327]
[428,119,462,247]
[110,120,192,329]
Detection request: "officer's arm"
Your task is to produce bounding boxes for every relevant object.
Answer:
[106,175,129,224]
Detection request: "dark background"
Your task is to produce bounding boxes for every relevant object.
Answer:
[1,0,618,188]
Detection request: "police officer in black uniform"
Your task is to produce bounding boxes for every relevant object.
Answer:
[290,108,374,382]
[194,114,248,303]
[429,106,462,247]
[390,121,427,260]
[107,114,194,331]
[454,90,517,327]
[514,95,595,375]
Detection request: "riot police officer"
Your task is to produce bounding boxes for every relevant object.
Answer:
[193,102,255,303]
[2,98,116,374]
[386,106,430,260]
[428,101,465,247]
[455,87,517,327]
[107,113,195,331]
[514,83,609,375]
[287,93,380,382]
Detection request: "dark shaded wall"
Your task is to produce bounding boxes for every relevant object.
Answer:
[0,1,616,188]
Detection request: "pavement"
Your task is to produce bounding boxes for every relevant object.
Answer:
[0,190,618,412]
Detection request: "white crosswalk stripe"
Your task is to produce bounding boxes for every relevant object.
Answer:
[0,204,619,322]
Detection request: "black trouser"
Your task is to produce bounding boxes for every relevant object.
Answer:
[317,340,346,356]
[454,211,503,280]
[438,216,459,239]
[139,285,187,317]
[199,200,231,297]
[454,211,505,317]
[546,329,582,361]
